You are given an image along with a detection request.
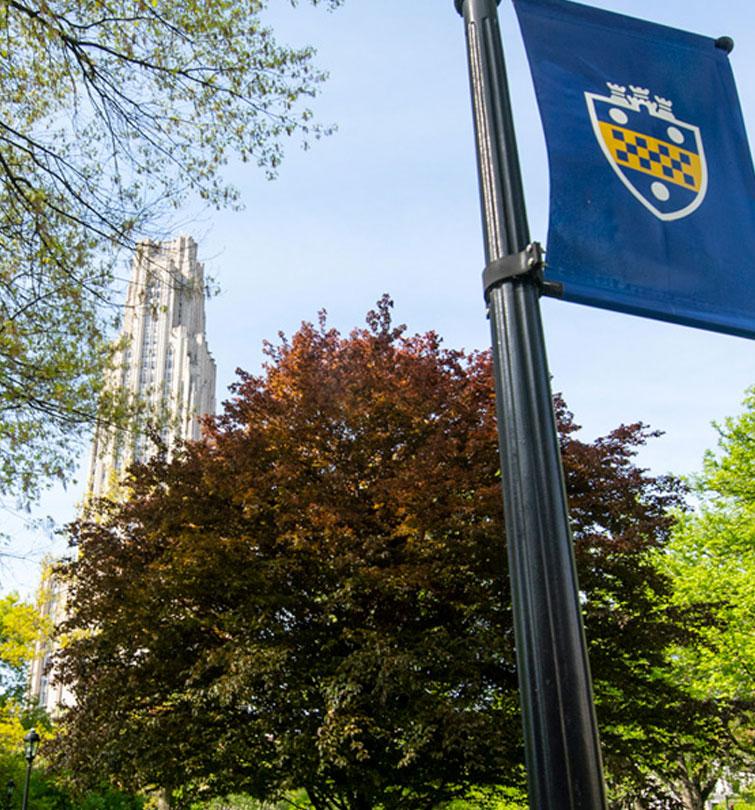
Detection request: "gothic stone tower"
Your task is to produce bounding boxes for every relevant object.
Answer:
[29,235,217,714]
[88,235,217,498]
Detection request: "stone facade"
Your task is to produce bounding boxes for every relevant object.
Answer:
[88,235,216,497]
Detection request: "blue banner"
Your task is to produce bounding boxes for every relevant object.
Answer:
[513,0,755,339]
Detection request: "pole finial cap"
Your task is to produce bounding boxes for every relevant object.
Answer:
[715,36,734,54]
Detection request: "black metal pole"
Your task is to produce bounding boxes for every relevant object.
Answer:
[20,762,31,810]
[454,2,607,808]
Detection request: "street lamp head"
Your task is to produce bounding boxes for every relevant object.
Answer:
[23,729,40,763]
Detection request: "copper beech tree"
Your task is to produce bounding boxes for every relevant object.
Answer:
[55,298,695,809]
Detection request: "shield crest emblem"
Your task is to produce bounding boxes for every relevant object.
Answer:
[585,84,707,221]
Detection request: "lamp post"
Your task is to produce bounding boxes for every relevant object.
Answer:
[5,778,14,810]
[453,1,606,807]
[21,729,40,810]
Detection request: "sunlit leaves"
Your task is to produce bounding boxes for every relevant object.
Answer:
[0,0,337,500]
[662,387,755,701]
[0,592,47,749]
[54,300,691,809]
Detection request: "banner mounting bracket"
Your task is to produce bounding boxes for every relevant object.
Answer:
[482,242,562,302]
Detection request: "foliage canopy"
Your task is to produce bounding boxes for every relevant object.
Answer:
[662,386,755,700]
[0,592,48,748]
[54,299,728,810]
[0,0,339,501]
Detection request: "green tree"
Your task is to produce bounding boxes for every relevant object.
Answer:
[0,744,145,810]
[0,592,47,747]
[662,387,755,699]
[621,387,755,810]
[53,300,707,809]
[195,791,319,810]
[557,406,745,810]
[0,0,340,502]
[0,594,38,700]
[603,696,752,810]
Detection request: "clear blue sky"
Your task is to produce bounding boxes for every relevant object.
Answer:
[2,0,753,596]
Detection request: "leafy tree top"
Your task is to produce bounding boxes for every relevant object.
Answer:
[0,0,341,501]
[54,298,693,810]
[661,387,755,701]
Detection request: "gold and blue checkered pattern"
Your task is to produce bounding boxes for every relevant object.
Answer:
[599,122,702,191]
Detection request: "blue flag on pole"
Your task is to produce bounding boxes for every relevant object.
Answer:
[512,0,755,339]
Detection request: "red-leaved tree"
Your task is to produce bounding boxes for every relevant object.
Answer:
[54,297,696,809]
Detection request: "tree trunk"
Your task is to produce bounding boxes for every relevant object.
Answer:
[675,776,705,810]
[671,755,720,810]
